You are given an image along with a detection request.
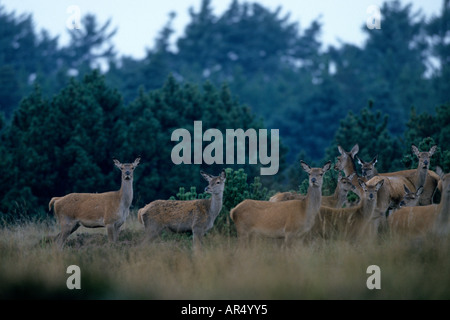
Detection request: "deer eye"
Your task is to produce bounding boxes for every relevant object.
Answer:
[216,181,220,184]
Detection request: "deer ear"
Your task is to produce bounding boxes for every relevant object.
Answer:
[133,157,141,167]
[200,171,213,182]
[358,178,367,191]
[411,144,420,157]
[338,145,344,155]
[113,159,122,169]
[220,169,226,180]
[403,184,411,194]
[375,179,384,191]
[348,173,356,180]
[416,186,424,196]
[356,156,361,166]
[372,155,378,165]
[350,144,359,158]
[429,145,437,156]
[322,161,332,172]
[300,161,311,174]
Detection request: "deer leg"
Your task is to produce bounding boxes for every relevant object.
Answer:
[142,216,163,244]
[234,225,251,248]
[283,232,292,249]
[192,230,204,251]
[239,233,249,248]
[106,224,119,242]
[143,227,162,244]
[240,231,253,249]
[374,208,388,235]
[56,219,80,249]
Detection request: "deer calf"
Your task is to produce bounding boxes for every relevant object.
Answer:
[138,170,226,250]
[49,158,140,248]
[308,179,384,241]
[230,161,331,246]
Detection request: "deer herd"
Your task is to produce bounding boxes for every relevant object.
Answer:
[48,143,450,249]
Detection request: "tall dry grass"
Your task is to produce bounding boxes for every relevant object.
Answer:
[1,211,449,299]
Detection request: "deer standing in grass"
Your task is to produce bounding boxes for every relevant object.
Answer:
[335,144,411,232]
[339,144,436,218]
[362,145,438,227]
[388,167,449,237]
[49,158,140,248]
[230,161,331,246]
[356,155,426,209]
[307,179,384,241]
[138,170,226,250]
[270,173,356,209]
[378,145,439,206]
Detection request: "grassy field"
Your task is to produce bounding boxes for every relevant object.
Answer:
[1,211,450,300]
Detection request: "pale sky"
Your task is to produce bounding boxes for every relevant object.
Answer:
[1,0,443,59]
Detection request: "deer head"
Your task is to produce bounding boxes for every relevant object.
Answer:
[301,161,332,188]
[399,185,424,208]
[335,144,359,172]
[411,144,437,171]
[356,155,378,179]
[358,178,384,203]
[339,172,357,193]
[201,170,226,195]
[114,157,140,181]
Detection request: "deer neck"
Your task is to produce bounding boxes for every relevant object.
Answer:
[208,192,223,219]
[305,185,322,229]
[360,197,378,219]
[415,167,428,189]
[343,158,357,178]
[343,159,363,198]
[334,186,348,208]
[359,197,381,236]
[119,178,134,208]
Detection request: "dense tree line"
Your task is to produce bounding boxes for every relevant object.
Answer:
[0,0,449,219]
[0,71,269,218]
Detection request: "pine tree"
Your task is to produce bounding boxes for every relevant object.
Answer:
[0,71,127,215]
[325,101,403,175]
